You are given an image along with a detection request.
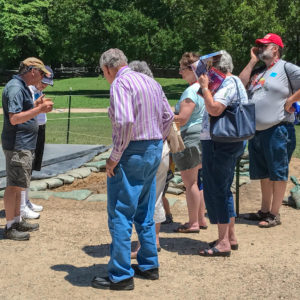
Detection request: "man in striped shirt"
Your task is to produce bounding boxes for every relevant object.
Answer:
[91,49,174,291]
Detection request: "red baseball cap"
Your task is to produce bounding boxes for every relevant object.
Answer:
[255,33,284,48]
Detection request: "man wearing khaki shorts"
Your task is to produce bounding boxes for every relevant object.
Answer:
[1,57,53,241]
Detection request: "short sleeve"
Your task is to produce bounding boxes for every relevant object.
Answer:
[213,79,235,106]
[6,88,24,114]
[285,62,300,92]
[180,86,198,104]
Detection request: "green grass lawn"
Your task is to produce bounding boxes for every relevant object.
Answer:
[45,112,112,145]
[0,112,299,158]
[0,76,185,109]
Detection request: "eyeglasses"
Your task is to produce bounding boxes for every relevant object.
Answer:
[257,44,270,49]
[179,66,191,72]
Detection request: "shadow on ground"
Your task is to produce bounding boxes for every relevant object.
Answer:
[51,263,107,287]
[82,244,110,258]
[159,237,208,255]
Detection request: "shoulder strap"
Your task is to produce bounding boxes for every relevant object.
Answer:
[232,77,241,104]
[284,62,294,94]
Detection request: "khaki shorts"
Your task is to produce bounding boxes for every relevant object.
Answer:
[4,149,34,188]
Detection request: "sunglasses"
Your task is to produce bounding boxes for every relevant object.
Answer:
[257,44,270,49]
[179,66,192,72]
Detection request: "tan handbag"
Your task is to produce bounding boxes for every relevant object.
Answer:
[167,122,185,153]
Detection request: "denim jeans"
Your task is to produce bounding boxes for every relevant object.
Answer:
[201,140,244,224]
[107,140,162,282]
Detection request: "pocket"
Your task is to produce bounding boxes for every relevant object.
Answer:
[275,125,288,142]
[10,151,32,169]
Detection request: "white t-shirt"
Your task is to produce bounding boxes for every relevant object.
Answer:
[200,75,248,140]
[29,85,47,125]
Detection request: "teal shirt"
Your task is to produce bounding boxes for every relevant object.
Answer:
[175,82,205,132]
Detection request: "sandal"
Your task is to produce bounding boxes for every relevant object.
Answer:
[244,210,269,221]
[199,225,208,230]
[208,240,239,250]
[173,224,200,233]
[199,247,231,257]
[258,213,281,228]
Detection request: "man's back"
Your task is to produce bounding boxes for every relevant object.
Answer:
[1,75,38,151]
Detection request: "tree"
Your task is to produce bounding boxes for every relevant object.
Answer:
[0,0,50,68]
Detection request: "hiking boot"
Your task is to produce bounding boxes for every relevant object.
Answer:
[27,200,43,212]
[15,219,39,232]
[4,225,30,241]
[21,205,40,219]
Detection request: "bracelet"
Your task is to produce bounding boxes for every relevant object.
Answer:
[202,87,209,92]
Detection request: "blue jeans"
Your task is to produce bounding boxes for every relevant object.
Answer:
[201,140,244,224]
[107,140,162,283]
[249,123,296,181]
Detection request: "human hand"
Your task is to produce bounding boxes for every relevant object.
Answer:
[106,158,118,178]
[39,98,54,113]
[284,98,295,114]
[250,47,259,64]
[34,94,45,107]
[198,74,209,89]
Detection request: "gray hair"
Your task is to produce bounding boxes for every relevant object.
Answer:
[128,60,153,78]
[213,50,234,73]
[99,48,128,69]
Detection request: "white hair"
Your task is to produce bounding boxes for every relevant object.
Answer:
[213,50,234,73]
[99,48,128,69]
[128,60,153,78]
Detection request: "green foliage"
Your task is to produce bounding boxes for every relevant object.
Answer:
[0,0,299,70]
[0,0,50,67]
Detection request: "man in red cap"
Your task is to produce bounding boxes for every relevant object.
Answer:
[240,33,300,227]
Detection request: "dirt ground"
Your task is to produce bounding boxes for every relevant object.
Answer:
[0,158,300,300]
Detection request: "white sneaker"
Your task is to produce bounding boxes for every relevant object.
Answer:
[27,200,43,212]
[21,205,40,219]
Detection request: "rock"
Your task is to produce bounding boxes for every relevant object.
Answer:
[84,160,106,171]
[29,191,54,200]
[67,167,91,179]
[53,189,93,201]
[30,180,48,191]
[86,194,107,202]
[45,178,64,189]
[167,187,184,195]
[55,174,75,184]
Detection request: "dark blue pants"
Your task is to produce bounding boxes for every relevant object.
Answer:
[107,140,162,282]
[201,140,244,224]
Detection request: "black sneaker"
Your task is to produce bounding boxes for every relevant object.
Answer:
[91,276,134,290]
[3,226,30,241]
[16,219,39,232]
[132,264,159,280]
[162,214,173,225]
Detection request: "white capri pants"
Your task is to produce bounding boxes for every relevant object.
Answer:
[153,141,170,223]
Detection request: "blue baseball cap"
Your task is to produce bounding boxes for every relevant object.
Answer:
[41,66,54,86]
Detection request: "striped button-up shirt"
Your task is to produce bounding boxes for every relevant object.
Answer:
[108,66,174,162]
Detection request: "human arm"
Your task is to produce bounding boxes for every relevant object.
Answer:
[198,74,226,116]
[108,82,134,166]
[174,99,196,126]
[161,92,174,139]
[285,89,300,113]
[9,96,53,125]
[239,47,260,87]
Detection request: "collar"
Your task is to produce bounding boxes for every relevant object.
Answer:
[12,74,28,88]
[115,65,131,79]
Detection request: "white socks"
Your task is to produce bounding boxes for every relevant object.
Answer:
[6,220,15,229]
[20,190,27,212]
